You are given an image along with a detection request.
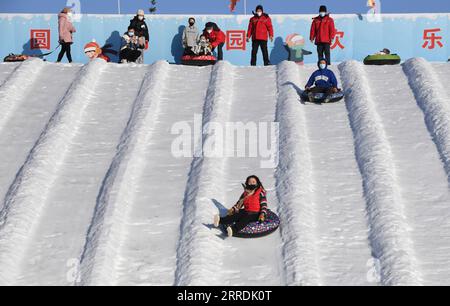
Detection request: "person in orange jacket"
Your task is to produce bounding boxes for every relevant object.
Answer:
[203,22,226,61]
[247,5,274,66]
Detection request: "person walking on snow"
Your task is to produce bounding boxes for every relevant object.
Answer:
[310,5,336,65]
[203,22,226,61]
[57,7,76,63]
[214,175,268,238]
[305,58,339,103]
[247,5,274,66]
[182,17,200,55]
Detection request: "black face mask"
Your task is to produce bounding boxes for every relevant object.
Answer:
[246,184,258,191]
[189,21,195,26]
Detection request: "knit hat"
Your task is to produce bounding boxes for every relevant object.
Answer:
[137,9,145,16]
[319,5,327,12]
[256,5,264,12]
[84,40,101,54]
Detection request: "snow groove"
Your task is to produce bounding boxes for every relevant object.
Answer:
[403,58,450,184]
[0,58,45,134]
[175,61,235,286]
[339,60,422,285]
[77,61,170,286]
[0,59,107,285]
[275,61,321,285]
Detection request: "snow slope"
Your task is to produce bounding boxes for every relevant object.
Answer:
[0,58,450,286]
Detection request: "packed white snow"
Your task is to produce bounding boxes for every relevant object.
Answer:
[0,58,449,286]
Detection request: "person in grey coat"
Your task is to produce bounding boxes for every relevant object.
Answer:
[182,17,199,55]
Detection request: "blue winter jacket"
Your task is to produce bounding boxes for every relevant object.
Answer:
[306,61,338,89]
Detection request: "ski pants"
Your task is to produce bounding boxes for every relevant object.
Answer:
[306,86,335,96]
[216,43,225,61]
[317,43,331,65]
[220,210,259,233]
[57,42,72,63]
[251,39,270,66]
[120,49,142,63]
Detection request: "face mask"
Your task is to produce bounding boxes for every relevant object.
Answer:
[257,11,262,17]
[189,21,195,26]
[67,12,73,18]
[138,16,144,21]
[128,32,134,37]
[246,184,258,191]
[207,29,212,34]
[319,63,326,69]
[319,12,326,17]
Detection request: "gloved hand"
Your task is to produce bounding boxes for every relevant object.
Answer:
[258,213,265,223]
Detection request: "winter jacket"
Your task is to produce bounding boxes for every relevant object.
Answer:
[58,13,76,43]
[203,29,226,49]
[310,14,336,45]
[120,34,145,51]
[232,187,268,215]
[306,61,338,89]
[129,16,149,41]
[182,25,199,48]
[247,13,274,41]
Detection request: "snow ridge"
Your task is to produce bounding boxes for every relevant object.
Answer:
[275,61,321,285]
[403,58,450,184]
[0,59,107,285]
[175,61,235,286]
[77,61,170,286]
[0,58,45,134]
[339,61,422,285]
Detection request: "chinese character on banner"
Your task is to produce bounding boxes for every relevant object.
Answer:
[30,29,51,50]
[331,31,345,50]
[422,28,444,49]
[226,30,246,50]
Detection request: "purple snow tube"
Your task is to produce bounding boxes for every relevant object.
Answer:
[221,209,280,238]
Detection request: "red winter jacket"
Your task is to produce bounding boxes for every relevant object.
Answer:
[310,15,336,45]
[247,14,274,41]
[232,187,268,215]
[204,29,226,48]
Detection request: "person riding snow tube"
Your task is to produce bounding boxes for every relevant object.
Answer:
[302,58,344,103]
[213,175,280,238]
[364,49,401,65]
[181,35,217,66]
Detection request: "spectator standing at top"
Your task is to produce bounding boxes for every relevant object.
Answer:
[129,9,149,52]
[247,5,274,66]
[310,5,336,65]
[182,17,200,55]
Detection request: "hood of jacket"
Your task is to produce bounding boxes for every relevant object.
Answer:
[317,58,328,69]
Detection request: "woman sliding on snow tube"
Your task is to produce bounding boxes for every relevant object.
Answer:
[213,175,272,238]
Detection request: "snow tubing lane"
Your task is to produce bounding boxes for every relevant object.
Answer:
[300,90,344,103]
[363,54,401,65]
[181,55,217,66]
[220,210,280,238]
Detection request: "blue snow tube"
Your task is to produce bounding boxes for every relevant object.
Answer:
[300,90,344,103]
[221,209,280,238]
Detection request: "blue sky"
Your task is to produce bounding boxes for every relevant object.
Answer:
[0,0,449,14]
